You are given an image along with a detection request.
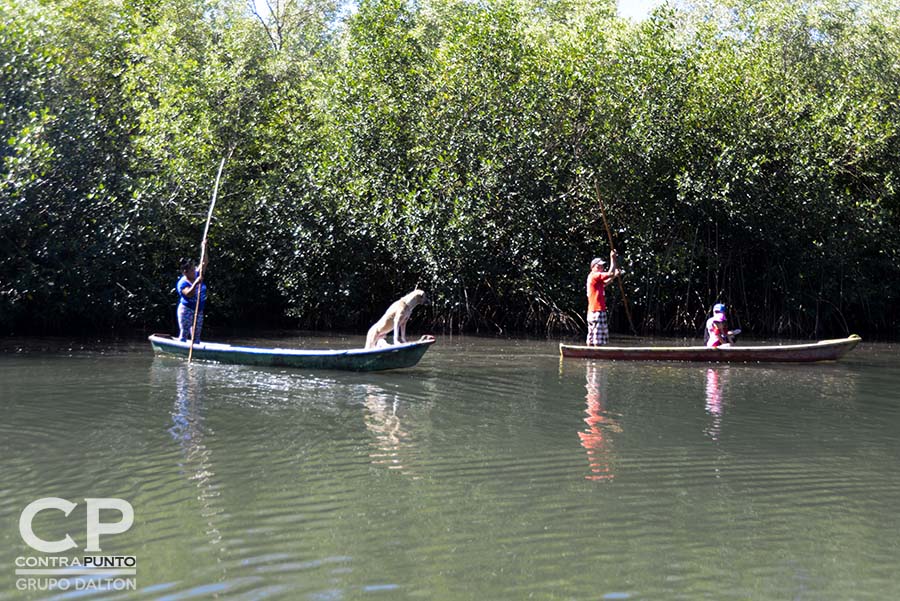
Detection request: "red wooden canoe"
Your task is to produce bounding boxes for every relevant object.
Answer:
[560,335,861,363]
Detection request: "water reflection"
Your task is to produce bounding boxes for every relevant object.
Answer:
[578,364,621,481]
[363,385,416,477]
[168,363,225,549]
[704,368,726,442]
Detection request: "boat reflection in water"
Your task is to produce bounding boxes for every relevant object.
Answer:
[578,364,621,481]
[168,363,225,548]
[704,367,727,442]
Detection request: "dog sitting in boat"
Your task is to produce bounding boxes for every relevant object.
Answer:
[365,289,428,349]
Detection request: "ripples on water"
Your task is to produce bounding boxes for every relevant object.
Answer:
[1,336,899,600]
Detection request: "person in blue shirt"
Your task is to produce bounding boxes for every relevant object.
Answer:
[176,250,208,341]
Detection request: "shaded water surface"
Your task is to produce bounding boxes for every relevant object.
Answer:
[1,335,899,600]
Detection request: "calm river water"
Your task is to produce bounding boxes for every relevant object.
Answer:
[1,334,899,600]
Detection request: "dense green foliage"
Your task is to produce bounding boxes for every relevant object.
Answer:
[2,0,898,338]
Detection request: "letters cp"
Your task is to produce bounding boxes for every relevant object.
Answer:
[19,497,134,553]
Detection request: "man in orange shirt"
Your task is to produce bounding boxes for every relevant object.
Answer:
[586,250,620,345]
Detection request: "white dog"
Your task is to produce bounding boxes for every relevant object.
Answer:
[365,290,428,349]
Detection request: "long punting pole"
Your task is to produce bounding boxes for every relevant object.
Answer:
[594,178,638,336]
[188,155,228,362]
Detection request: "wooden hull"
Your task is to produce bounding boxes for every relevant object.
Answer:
[149,335,434,372]
[560,335,861,363]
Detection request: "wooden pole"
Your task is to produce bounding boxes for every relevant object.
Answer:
[188,154,229,362]
[594,179,638,336]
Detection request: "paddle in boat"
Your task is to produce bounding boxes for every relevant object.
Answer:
[149,334,435,372]
[560,335,861,363]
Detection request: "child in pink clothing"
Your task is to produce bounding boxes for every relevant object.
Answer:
[705,304,731,348]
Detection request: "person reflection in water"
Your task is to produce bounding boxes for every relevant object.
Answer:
[170,364,223,546]
[705,368,725,441]
[578,364,621,481]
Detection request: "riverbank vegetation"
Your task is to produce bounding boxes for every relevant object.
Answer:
[2,0,898,338]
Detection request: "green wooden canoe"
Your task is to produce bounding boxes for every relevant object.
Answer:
[560,335,861,363]
[149,334,434,371]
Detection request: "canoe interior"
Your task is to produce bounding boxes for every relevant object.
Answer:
[559,335,861,363]
[149,334,434,372]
